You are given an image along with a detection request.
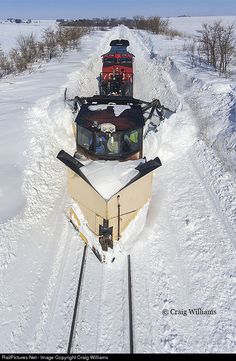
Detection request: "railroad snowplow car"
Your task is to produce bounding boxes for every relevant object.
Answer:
[57,95,171,263]
[99,39,134,96]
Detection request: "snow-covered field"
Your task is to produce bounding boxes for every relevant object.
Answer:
[168,16,236,35]
[0,17,235,353]
[0,20,57,53]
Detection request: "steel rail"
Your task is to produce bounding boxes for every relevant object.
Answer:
[128,254,134,353]
[67,244,87,354]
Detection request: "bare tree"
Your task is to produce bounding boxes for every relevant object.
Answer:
[55,26,88,52]
[133,16,146,30]
[198,21,221,70]
[217,23,235,74]
[198,20,235,74]
[16,33,38,63]
[183,41,197,67]
[55,27,68,53]
[0,46,13,76]
[9,48,28,72]
[42,27,59,59]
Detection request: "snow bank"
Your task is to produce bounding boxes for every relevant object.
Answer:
[135,27,236,175]
[0,29,109,223]
[163,56,236,175]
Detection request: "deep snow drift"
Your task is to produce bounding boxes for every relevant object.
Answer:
[0,21,235,353]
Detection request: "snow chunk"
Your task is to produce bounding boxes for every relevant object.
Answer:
[88,104,131,117]
[88,104,108,112]
[113,105,131,117]
[81,159,145,199]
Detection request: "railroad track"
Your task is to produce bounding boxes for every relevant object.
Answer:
[67,245,134,354]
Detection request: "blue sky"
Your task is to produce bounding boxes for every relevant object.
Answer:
[1,0,236,19]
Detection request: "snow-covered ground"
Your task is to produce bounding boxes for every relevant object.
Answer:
[168,16,236,35]
[0,20,57,53]
[0,18,235,353]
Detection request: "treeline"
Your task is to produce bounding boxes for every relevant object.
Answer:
[184,21,235,75]
[61,17,134,28]
[0,26,89,77]
[133,16,182,37]
[61,16,182,37]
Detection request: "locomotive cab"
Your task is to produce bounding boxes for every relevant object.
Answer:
[100,39,134,96]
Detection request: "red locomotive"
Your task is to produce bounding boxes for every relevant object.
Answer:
[99,39,134,96]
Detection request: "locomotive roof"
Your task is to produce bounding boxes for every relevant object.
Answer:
[102,39,134,57]
[110,39,130,47]
[75,97,144,131]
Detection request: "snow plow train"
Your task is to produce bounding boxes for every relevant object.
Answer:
[57,40,172,263]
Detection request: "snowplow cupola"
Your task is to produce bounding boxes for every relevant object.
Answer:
[74,96,144,161]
